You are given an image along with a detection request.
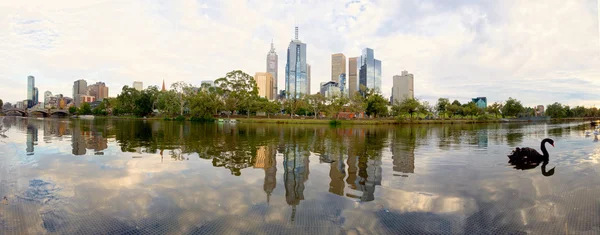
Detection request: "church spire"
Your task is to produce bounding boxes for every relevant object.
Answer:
[161,79,166,91]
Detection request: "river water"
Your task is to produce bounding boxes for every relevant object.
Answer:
[0,117,599,234]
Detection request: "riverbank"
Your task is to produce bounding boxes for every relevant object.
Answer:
[46,115,600,125]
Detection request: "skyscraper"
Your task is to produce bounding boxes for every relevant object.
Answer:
[331,53,346,83]
[285,27,308,99]
[73,79,88,107]
[254,72,274,100]
[44,91,53,105]
[27,76,35,108]
[267,40,278,100]
[348,57,358,95]
[392,71,414,103]
[33,87,39,106]
[307,64,311,94]
[133,81,143,91]
[359,48,381,94]
[88,82,109,101]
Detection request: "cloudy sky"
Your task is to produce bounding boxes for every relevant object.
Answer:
[0,0,599,107]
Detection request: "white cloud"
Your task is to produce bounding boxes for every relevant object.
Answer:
[0,0,598,107]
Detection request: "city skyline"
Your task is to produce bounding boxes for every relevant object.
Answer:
[1,0,599,107]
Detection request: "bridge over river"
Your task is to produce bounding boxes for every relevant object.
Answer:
[3,108,70,117]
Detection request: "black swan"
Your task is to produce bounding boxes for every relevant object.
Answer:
[507,138,555,176]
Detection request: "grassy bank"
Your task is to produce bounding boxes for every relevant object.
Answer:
[82,115,599,125]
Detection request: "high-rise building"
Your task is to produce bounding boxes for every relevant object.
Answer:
[359,48,381,94]
[133,81,143,91]
[471,97,487,109]
[339,74,346,95]
[88,82,109,101]
[392,71,414,104]
[320,81,341,98]
[27,76,35,101]
[73,79,88,98]
[44,91,53,105]
[33,87,39,106]
[307,64,311,94]
[348,57,359,95]
[331,53,346,83]
[73,79,88,107]
[285,27,308,99]
[255,72,274,100]
[267,40,278,100]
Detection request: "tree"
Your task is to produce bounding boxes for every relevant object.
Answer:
[0,99,3,111]
[215,70,258,118]
[396,98,421,119]
[188,89,223,119]
[501,97,524,117]
[134,89,155,117]
[487,102,502,118]
[115,86,140,115]
[69,106,77,115]
[157,90,180,116]
[420,101,433,117]
[306,94,326,119]
[462,102,478,118]
[92,101,108,116]
[447,104,462,118]
[328,95,349,119]
[451,100,461,106]
[436,98,450,118]
[265,100,281,118]
[546,102,566,118]
[365,93,388,118]
[78,102,92,115]
[283,93,306,119]
[349,92,366,118]
[171,81,192,116]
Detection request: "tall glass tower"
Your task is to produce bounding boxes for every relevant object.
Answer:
[27,76,35,101]
[267,40,278,99]
[285,27,308,99]
[359,48,381,94]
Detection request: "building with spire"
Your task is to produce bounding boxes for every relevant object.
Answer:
[285,26,308,99]
[267,40,278,99]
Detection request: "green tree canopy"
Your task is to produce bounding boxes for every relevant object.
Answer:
[365,93,388,118]
[545,102,566,118]
[501,97,524,117]
[436,98,450,118]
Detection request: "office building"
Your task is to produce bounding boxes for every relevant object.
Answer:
[255,72,274,100]
[44,91,53,105]
[536,105,545,116]
[88,82,109,101]
[471,97,487,109]
[133,81,143,91]
[348,57,359,95]
[359,48,381,93]
[331,53,346,83]
[33,87,39,106]
[285,27,308,98]
[392,71,414,103]
[267,40,278,100]
[307,64,311,94]
[339,74,346,95]
[73,79,88,98]
[320,81,341,98]
[27,76,35,101]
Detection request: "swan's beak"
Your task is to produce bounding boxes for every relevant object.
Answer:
[551,143,554,147]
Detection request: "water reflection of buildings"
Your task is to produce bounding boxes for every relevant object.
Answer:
[26,123,38,155]
[344,129,383,202]
[254,146,277,203]
[283,145,310,222]
[478,129,488,149]
[71,124,108,155]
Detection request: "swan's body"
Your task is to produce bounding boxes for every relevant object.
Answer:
[507,138,555,176]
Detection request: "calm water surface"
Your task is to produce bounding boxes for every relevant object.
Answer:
[0,117,599,234]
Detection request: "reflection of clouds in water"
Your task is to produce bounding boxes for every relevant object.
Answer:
[2,119,600,233]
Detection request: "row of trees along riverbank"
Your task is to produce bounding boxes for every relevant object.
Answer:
[62,70,600,121]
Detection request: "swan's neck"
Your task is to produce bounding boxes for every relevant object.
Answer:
[540,140,549,160]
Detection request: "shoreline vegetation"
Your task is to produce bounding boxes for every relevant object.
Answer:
[84,115,597,125]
